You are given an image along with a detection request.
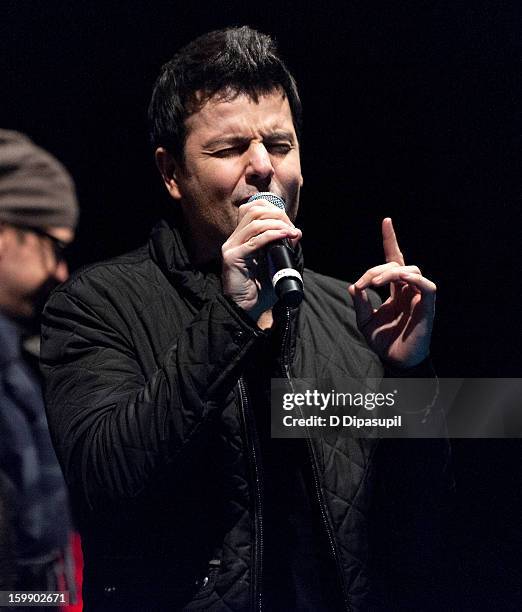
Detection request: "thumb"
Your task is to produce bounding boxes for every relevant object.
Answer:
[348,284,374,331]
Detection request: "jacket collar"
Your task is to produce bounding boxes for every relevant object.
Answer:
[148,219,222,309]
[148,217,304,312]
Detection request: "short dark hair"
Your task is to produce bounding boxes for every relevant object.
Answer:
[148,26,302,162]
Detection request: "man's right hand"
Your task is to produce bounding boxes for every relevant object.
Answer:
[221,199,302,322]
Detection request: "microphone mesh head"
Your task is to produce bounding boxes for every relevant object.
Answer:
[246,192,286,211]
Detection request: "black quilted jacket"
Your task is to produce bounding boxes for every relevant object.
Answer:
[40,221,453,611]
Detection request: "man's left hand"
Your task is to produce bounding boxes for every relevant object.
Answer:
[348,218,436,368]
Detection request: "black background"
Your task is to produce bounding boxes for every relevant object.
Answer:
[2,1,521,607]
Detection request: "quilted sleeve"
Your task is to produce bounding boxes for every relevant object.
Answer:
[40,282,259,511]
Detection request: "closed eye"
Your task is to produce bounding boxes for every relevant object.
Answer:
[211,145,249,158]
[209,140,294,158]
[266,143,293,155]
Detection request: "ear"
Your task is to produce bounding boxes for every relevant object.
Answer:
[155,147,183,200]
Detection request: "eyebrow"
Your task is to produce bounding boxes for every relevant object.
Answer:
[203,130,296,149]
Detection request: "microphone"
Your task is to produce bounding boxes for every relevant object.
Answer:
[246,192,304,308]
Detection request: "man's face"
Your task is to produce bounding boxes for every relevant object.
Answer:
[160,89,303,263]
[0,224,73,320]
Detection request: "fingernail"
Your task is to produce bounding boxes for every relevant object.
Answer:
[374,275,382,283]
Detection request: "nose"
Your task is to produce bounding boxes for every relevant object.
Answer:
[53,259,69,283]
[245,143,274,187]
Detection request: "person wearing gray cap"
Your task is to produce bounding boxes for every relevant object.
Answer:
[0,130,78,604]
[0,129,78,321]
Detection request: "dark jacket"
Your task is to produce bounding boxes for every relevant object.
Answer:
[0,312,71,590]
[41,221,454,611]
[0,467,16,589]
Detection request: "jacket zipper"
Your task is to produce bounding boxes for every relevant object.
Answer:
[280,307,352,612]
[238,376,264,612]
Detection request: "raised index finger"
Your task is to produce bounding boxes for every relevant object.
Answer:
[382,217,405,266]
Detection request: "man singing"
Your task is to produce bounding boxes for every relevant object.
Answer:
[41,27,452,611]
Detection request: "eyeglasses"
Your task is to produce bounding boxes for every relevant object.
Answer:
[11,224,70,262]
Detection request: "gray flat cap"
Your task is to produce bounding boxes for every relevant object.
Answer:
[0,129,79,230]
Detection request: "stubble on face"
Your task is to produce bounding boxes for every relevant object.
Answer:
[0,226,72,321]
[173,89,303,265]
